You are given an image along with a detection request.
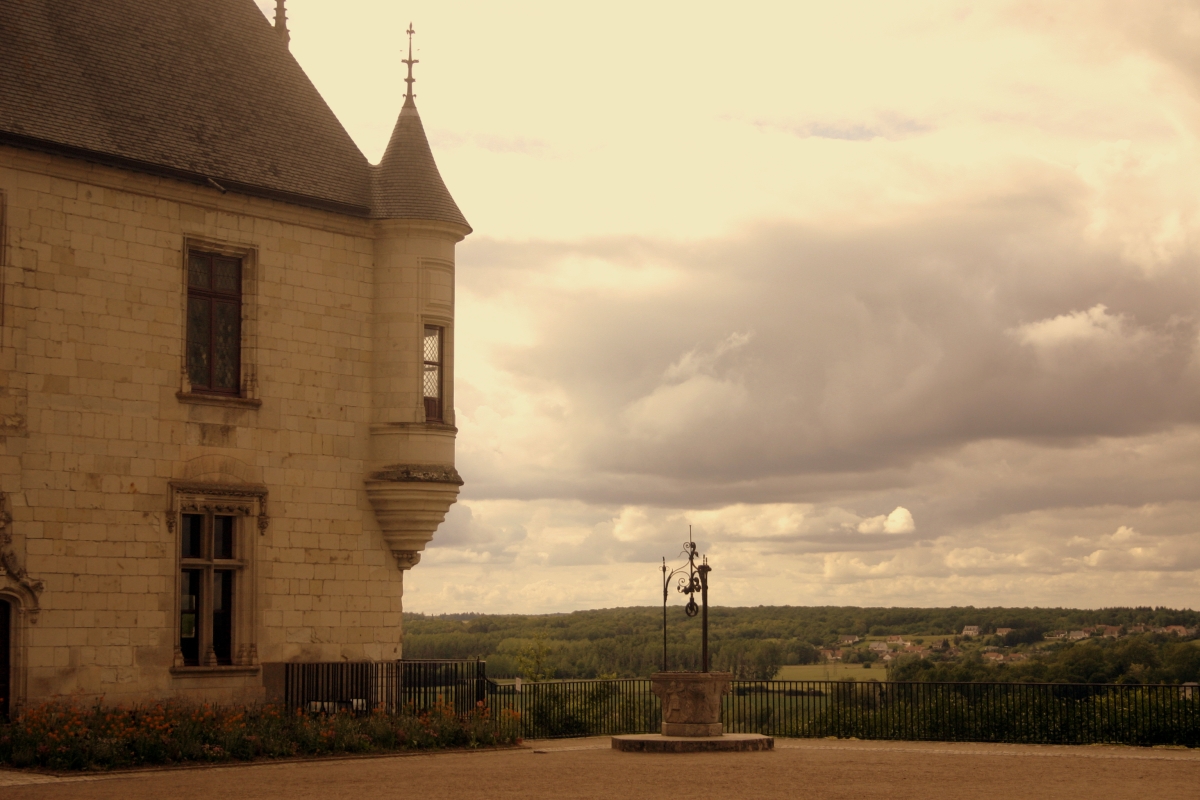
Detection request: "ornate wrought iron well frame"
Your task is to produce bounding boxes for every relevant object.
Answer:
[661,527,712,672]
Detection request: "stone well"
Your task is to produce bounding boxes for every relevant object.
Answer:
[613,670,772,752]
[651,671,733,736]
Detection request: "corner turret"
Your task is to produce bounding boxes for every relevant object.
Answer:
[366,25,468,571]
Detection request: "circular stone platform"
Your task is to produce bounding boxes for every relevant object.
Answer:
[611,733,774,753]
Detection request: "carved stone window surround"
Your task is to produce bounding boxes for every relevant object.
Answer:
[168,481,267,671]
[0,494,41,611]
[167,481,270,535]
[0,493,41,715]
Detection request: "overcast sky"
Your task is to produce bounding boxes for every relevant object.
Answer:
[260,1,1200,614]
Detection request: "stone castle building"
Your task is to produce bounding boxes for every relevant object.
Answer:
[0,0,468,714]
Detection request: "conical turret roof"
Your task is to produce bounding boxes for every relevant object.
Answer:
[370,100,470,228]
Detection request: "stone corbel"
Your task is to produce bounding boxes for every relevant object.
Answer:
[366,464,463,572]
[393,551,422,571]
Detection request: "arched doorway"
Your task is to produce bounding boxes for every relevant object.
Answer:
[0,598,10,719]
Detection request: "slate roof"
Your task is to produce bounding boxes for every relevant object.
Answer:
[371,98,470,227]
[0,0,467,226]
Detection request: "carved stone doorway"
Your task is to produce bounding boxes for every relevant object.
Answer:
[0,598,9,719]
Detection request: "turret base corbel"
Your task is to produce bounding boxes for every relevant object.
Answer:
[366,464,462,572]
[393,551,422,570]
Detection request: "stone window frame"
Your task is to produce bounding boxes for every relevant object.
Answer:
[167,481,267,675]
[1,491,42,714]
[422,324,444,423]
[421,315,453,427]
[0,595,31,719]
[176,237,262,409]
[418,255,454,428]
[0,493,41,715]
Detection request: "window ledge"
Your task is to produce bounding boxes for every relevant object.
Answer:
[176,391,262,409]
[170,665,261,676]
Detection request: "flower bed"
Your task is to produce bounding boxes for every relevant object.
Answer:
[0,701,520,771]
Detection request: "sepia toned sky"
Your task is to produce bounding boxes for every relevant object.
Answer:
[259,1,1200,614]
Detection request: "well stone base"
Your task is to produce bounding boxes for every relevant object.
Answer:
[612,733,774,753]
[663,721,723,736]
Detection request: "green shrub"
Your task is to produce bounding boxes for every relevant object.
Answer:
[0,701,520,771]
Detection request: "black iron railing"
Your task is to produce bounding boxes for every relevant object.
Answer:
[282,659,487,714]
[400,658,489,714]
[488,679,659,739]
[281,664,1200,747]
[282,661,401,713]
[723,680,1200,746]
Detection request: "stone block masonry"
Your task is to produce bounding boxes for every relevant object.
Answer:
[0,146,454,706]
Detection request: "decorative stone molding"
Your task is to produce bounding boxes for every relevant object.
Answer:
[368,464,463,485]
[181,501,253,515]
[170,481,270,500]
[393,551,422,571]
[0,493,42,611]
[366,464,461,571]
[167,481,269,534]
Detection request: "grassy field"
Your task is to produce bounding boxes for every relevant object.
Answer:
[774,663,883,681]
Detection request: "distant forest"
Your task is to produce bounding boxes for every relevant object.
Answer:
[403,605,1200,681]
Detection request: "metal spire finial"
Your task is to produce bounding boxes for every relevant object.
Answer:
[274,0,290,47]
[402,22,419,108]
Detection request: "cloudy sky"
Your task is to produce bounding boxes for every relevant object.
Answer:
[261,1,1200,614]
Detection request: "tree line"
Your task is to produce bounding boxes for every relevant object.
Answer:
[890,633,1200,684]
[403,605,1200,681]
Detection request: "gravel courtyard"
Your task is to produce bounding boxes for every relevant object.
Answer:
[2,737,1198,799]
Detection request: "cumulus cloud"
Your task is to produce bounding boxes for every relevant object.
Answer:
[620,332,754,441]
[423,503,527,565]
[440,173,1200,610]
[459,202,1200,502]
[857,507,916,535]
[1012,304,1127,347]
[389,1,1200,612]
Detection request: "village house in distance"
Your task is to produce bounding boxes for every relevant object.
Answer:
[0,0,469,715]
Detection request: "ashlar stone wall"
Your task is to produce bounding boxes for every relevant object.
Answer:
[0,146,425,706]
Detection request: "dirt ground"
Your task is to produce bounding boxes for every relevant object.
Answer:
[2,737,1199,800]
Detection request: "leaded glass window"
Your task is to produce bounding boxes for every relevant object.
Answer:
[186,252,241,394]
[423,325,443,422]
